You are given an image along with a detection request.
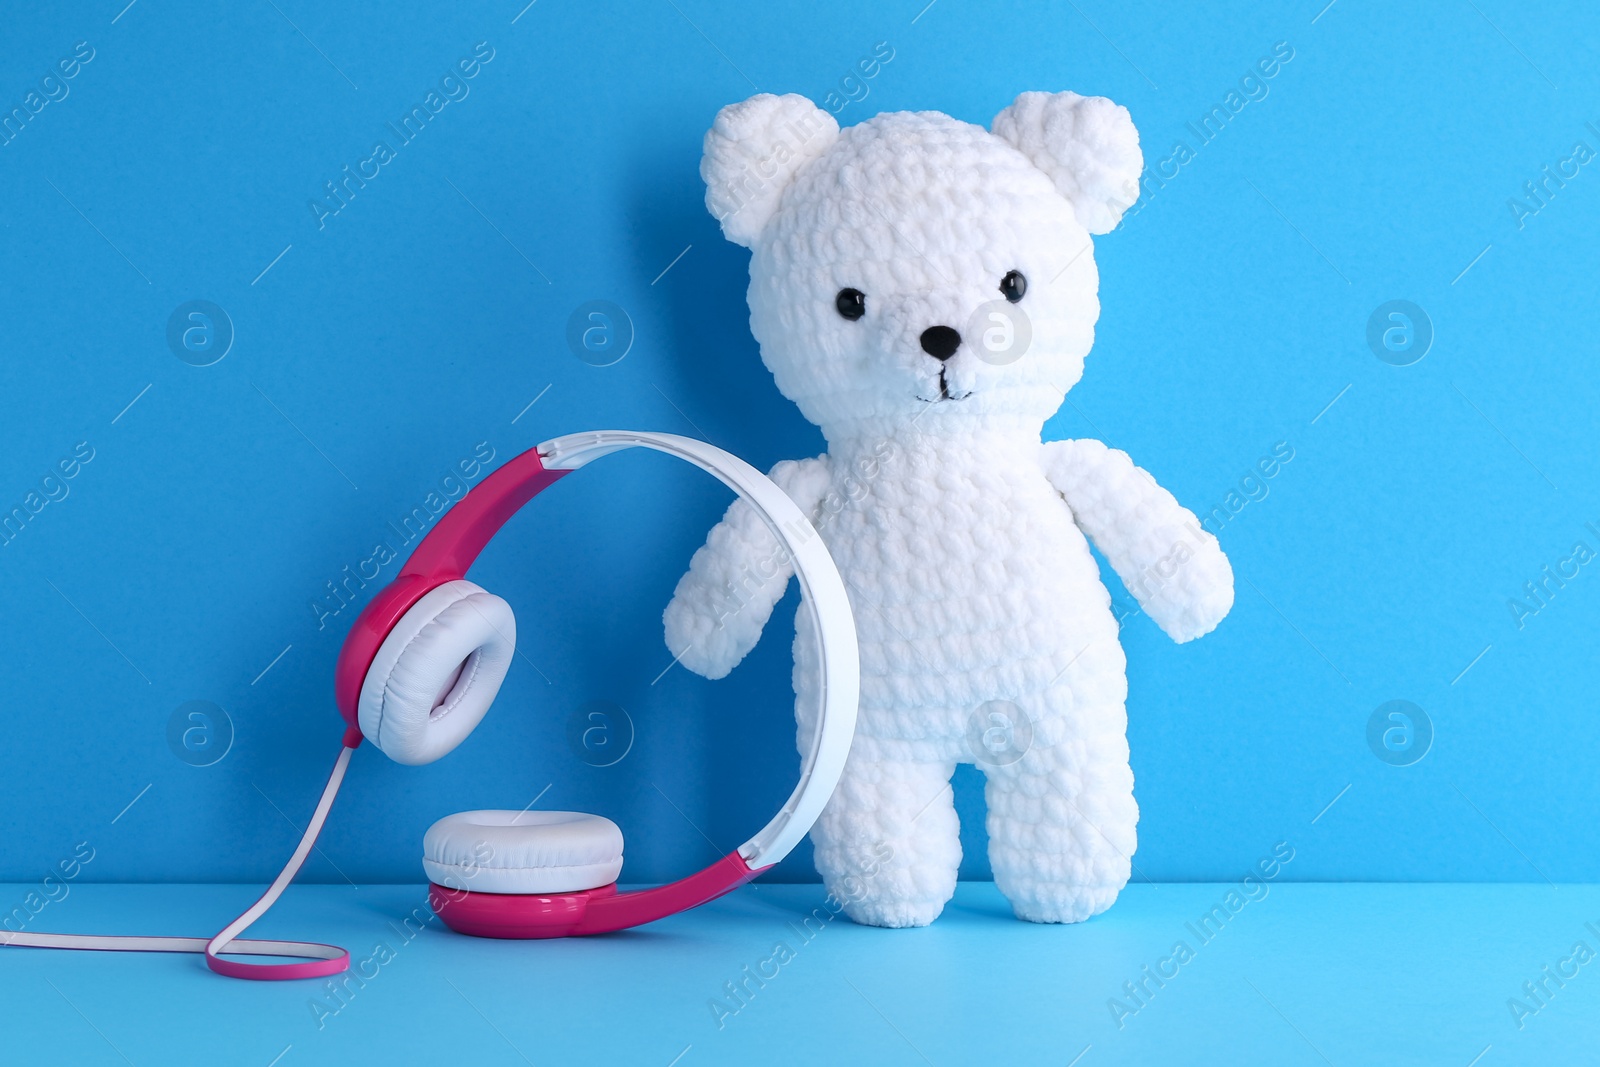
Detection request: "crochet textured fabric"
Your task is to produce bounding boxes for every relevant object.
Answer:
[665,92,1235,927]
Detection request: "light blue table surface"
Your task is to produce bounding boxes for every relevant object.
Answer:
[2,881,1592,1065]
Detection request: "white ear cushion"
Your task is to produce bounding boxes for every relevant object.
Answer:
[358,580,516,766]
[423,810,625,894]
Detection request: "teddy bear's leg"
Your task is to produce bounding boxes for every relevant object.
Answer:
[983,708,1137,924]
[809,744,961,929]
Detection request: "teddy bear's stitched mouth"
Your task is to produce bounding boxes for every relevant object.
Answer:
[918,368,972,404]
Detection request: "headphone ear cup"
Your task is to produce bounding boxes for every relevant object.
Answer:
[423,811,624,894]
[358,580,516,766]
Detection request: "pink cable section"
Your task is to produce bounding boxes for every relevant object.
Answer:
[2,743,354,981]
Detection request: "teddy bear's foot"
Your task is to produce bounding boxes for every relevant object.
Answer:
[1004,883,1124,924]
[839,894,948,929]
[983,724,1138,925]
[810,749,962,930]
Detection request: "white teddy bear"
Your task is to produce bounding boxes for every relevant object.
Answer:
[664,91,1234,927]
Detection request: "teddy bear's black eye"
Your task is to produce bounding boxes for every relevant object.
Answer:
[835,288,866,321]
[1000,270,1027,303]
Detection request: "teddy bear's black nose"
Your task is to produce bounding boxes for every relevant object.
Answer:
[920,325,962,361]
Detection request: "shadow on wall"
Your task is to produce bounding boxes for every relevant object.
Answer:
[620,106,822,466]
[610,107,832,879]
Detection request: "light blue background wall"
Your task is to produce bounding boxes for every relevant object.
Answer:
[2,0,1596,887]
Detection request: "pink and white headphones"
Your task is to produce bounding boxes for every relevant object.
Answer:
[4,431,860,980]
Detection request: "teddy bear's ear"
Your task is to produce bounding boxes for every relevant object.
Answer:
[991,91,1142,234]
[701,93,839,247]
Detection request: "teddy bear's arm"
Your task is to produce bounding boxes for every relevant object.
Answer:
[662,456,831,680]
[1041,439,1234,643]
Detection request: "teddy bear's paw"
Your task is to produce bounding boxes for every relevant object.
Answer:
[662,598,750,681]
[1005,883,1124,925]
[840,895,947,929]
[1147,542,1235,644]
[1179,573,1235,642]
